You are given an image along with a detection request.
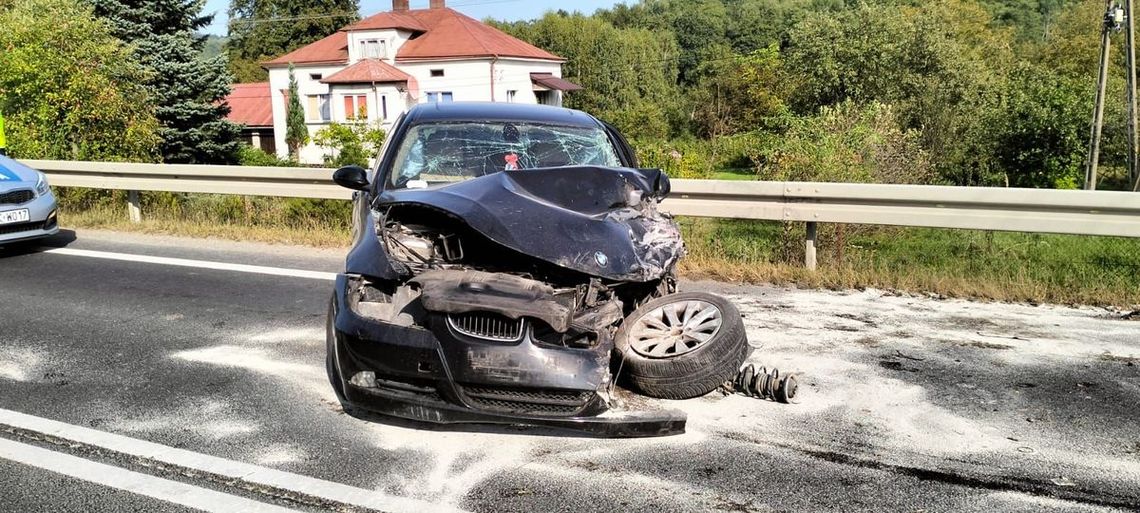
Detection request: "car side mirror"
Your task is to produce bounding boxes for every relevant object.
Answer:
[638,168,671,201]
[333,165,369,190]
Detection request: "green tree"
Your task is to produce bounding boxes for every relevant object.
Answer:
[785,1,1014,184]
[225,0,359,83]
[598,0,735,84]
[285,64,308,160]
[86,0,241,164]
[690,44,788,138]
[493,12,682,139]
[723,0,815,53]
[313,121,385,168]
[1037,0,1133,188]
[670,0,729,84]
[979,0,1076,40]
[0,0,159,160]
[987,63,1089,188]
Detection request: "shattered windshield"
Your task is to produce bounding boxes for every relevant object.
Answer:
[388,121,622,188]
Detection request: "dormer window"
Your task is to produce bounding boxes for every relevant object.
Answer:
[359,39,388,59]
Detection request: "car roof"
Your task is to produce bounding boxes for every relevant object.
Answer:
[404,102,603,128]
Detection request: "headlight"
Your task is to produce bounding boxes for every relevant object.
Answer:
[35,173,50,196]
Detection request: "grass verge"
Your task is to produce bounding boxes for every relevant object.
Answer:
[63,204,352,248]
[58,199,1140,307]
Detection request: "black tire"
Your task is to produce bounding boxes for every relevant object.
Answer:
[325,295,348,404]
[614,292,752,400]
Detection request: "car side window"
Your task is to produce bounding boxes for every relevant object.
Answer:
[369,113,406,194]
[600,120,638,168]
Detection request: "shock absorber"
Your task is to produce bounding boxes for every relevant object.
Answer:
[733,364,798,404]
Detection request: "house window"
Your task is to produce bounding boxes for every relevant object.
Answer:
[430,69,445,77]
[306,94,330,121]
[426,92,453,103]
[343,94,368,120]
[381,95,388,120]
[309,73,322,81]
[535,90,554,106]
[506,90,517,103]
[359,39,387,59]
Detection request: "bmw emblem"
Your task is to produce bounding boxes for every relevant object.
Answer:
[594,251,608,267]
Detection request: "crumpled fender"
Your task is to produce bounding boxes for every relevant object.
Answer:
[344,197,401,280]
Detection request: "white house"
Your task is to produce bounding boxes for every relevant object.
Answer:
[226,0,581,164]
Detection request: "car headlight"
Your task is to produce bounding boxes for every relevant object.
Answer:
[35,173,50,196]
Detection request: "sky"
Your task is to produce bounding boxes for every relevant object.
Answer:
[201,0,630,35]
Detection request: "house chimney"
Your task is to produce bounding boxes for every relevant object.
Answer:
[392,0,408,11]
[429,0,445,8]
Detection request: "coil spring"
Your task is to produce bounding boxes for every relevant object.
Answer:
[732,364,798,403]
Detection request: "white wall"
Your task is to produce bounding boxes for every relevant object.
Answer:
[268,54,568,164]
[398,58,563,105]
[491,59,564,106]
[267,64,343,163]
[346,29,415,63]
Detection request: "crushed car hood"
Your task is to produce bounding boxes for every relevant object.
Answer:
[376,166,684,282]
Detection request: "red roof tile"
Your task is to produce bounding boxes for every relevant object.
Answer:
[321,59,413,84]
[342,11,428,32]
[264,31,349,66]
[395,8,561,61]
[224,82,273,127]
[264,7,560,67]
[531,73,583,91]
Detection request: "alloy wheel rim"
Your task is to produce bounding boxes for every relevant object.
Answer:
[628,299,723,358]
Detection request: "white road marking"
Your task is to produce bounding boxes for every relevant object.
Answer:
[0,437,299,513]
[0,408,465,513]
[41,247,337,281]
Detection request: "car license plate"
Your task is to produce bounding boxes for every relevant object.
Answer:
[0,209,30,225]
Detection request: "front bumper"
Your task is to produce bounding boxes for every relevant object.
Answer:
[0,189,58,245]
[330,274,685,437]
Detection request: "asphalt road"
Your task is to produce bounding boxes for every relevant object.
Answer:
[1,229,1138,513]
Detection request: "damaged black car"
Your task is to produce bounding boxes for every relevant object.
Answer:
[327,103,751,437]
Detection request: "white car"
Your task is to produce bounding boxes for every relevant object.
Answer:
[0,155,58,245]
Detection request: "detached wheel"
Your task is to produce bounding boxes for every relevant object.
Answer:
[615,292,751,400]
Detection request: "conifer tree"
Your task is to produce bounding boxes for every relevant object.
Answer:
[285,64,308,160]
[87,0,242,164]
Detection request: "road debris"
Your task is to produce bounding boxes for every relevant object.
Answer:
[725,364,799,404]
[1050,477,1077,487]
[976,331,1030,341]
[895,350,925,361]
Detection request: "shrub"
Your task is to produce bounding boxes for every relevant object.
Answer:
[752,101,935,184]
[313,122,385,168]
[237,145,294,167]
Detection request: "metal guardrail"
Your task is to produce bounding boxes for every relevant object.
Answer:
[666,180,1140,238]
[28,160,1140,268]
[30,160,350,200]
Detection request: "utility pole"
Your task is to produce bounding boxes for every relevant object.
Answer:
[1087,1,1118,191]
[1127,0,1140,191]
[1085,1,1140,191]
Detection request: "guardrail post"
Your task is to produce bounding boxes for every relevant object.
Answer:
[805,222,818,270]
[127,190,141,223]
